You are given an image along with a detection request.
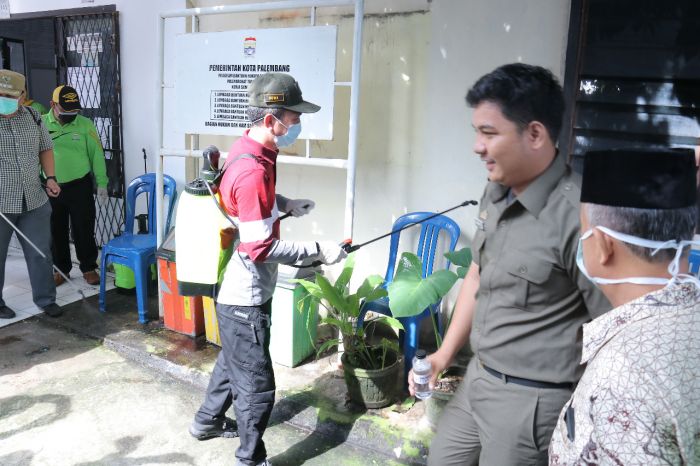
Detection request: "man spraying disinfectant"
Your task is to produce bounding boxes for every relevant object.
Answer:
[189,73,347,466]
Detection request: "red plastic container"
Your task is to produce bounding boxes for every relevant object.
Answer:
[156,233,204,337]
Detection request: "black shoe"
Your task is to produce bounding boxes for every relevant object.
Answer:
[235,459,272,466]
[0,305,16,319]
[189,417,238,440]
[42,303,63,318]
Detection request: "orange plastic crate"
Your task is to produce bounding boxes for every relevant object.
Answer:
[158,256,204,337]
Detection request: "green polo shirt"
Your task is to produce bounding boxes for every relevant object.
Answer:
[42,111,107,188]
[470,153,611,384]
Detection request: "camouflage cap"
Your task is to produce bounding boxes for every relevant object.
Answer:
[0,69,26,98]
[248,73,320,113]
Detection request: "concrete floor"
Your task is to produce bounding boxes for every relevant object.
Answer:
[1,241,435,466]
[0,247,115,329]
[0,319,411,466]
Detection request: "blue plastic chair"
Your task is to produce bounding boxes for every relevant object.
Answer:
[99,173,177,323]
[357,212,461,378]
[689,249,700,276]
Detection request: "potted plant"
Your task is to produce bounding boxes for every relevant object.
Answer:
[294,254,405,409]
[387,246,472,427]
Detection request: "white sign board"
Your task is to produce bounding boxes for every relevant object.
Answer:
[0,0,10,19]
[175,26,337,139]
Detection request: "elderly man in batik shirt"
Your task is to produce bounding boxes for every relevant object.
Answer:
[549,148,700,466]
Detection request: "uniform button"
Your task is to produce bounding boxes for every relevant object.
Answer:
[519,266,527,274]
[564,183,572,191]
[498,221,506,228]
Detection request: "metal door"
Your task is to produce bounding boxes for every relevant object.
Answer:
[55,11,125,247]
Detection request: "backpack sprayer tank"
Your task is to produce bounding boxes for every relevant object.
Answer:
[176,146,236,297]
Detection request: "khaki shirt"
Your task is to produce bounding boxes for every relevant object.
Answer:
[470,154,610,383]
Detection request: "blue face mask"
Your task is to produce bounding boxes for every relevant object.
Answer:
[576,225,700,287]
[0,96,20,115]
[273,116,302,148]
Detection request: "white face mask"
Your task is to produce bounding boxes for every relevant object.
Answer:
[576,225,700,288]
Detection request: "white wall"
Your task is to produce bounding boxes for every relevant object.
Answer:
[8,0,188,192]
[422,0,571,243]
[184,0,571,288]
[188,0,434,285]
[8,0,572,293]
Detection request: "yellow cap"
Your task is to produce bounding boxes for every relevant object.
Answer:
[52,85,82,111]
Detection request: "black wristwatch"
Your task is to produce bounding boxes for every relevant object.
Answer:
[45,176,57,183]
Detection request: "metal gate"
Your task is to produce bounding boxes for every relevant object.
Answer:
[55,11,125,247]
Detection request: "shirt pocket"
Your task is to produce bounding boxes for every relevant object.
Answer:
[502,250,552,310]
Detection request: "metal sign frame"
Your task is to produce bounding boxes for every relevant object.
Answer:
[156,0,365,252]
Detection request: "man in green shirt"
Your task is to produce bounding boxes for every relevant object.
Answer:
[43,85,108,286]
[22,90,48,115]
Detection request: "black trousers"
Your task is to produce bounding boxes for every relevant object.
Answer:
[195,300,275,465]
[50,174,98,275]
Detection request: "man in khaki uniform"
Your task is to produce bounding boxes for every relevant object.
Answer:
[409,63,610,465]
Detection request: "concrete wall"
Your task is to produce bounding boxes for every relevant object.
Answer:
[7,0,572,296]
[423,0,571,243]
[186,0,572,291]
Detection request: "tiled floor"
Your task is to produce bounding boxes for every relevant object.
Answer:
[1,246,116,328]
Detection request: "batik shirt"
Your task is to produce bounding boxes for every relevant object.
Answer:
[549,282,700,465]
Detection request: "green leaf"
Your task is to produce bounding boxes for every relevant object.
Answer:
[363,286,387,303]
[320,316,344,328]
[315,273,349,315]
[346,294,361,318]
[374,315,404,332]
[356,274,385,299]
[295,294,314,314]
[388,257,458,318]
[334,253,355,292]
[292,279,323,299]
[315,338,340,357]
[456,266,469,279]
[395,252,422,277]
[444,247,472,268]
[320,316,352,335]
[380,337,400,355]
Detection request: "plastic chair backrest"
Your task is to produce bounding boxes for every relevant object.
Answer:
[383,212,461,284]
[689,250,700,277]
[124,173,177,236]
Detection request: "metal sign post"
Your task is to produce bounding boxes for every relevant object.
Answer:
[156,0,365,317]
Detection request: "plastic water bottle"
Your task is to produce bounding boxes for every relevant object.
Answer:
[412,349,432,400]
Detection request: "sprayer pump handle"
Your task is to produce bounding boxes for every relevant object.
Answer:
[203,145,221,171]
[341,240,358,253]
